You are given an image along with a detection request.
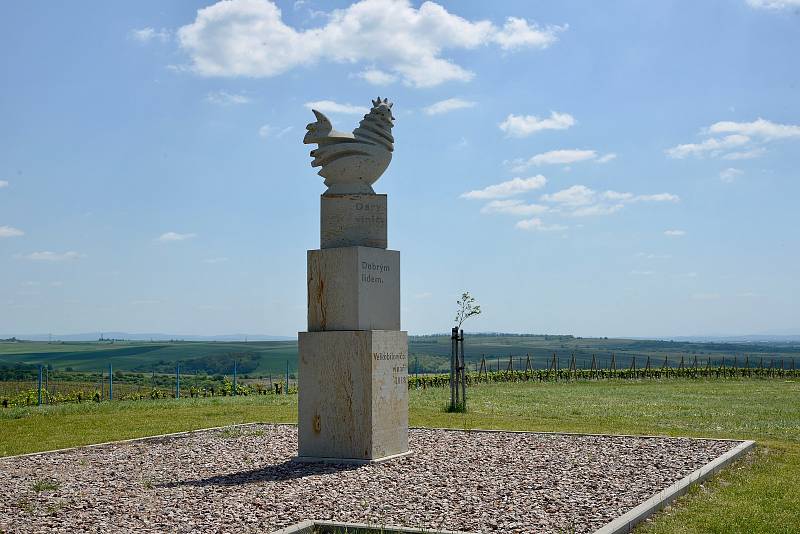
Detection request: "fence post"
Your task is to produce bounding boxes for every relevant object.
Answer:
[233,360,237,396]
[38,365,43,406]
[285,360,289,395]
[176,363,180,399]
[109,362,113,401]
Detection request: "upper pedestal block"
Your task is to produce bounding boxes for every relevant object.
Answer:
[308,246,399,332]
[321,194,387,249]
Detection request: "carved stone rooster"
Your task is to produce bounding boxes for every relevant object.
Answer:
[304,97,394,195]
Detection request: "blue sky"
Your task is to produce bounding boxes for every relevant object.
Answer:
[1,0,799,338]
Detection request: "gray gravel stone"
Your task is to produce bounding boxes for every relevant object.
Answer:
[0,425,737,533]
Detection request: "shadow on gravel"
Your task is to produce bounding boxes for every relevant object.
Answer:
[160,459,362,487]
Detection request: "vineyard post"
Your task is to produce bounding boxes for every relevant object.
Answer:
[37,365,42,406]
[176,363,180,399]
[109,362,113,401]
[233,360,237,396]
[285,360,289,395]
[44,366,49,404]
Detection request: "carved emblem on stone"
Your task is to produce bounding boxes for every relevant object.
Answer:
[303,97,394,196]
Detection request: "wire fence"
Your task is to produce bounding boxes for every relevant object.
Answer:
[409,352,800,389]
[0,361,297,408]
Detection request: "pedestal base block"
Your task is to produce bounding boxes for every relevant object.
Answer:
[298,330,409,462]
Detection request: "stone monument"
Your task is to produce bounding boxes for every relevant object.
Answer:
[297,97,410,463]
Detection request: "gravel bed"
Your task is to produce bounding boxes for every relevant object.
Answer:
[0,425,738,533]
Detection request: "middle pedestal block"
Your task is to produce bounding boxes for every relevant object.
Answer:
[307,246,400,332]
[298,329,409,461]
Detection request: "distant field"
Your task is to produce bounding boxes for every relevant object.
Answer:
[2,335,799,376]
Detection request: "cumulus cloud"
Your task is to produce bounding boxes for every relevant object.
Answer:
[177,0,565,87]
[667,118,800,159]
[304,100,369,115]
[707,118,800,140]
[0,225,24,238]
[747,0,800,9]
[356,69,398,86]
[205,90,250,105]
[423,98,476,115]
[460,175,547,199]
[130,27,171,43]
[515,218,567,232]
[507,149,616,171]
[0,180,8,188]
[157,232,197,242]
[719,168,743,183]
[665,134,750,159]
[480,199,549,216]
[498,111,575,137]
[258,124,273,137]
[14,251,83,261]
[540,186,678,217]
[664,229,686,237]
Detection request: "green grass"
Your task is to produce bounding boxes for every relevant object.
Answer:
[1,379,798,533]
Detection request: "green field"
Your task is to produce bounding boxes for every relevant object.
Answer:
[2,335,799,376]
[2,378,798,533]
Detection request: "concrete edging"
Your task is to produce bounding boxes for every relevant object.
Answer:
[592,439,756,534]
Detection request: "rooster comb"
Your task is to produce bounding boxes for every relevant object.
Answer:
[371,96,393,109]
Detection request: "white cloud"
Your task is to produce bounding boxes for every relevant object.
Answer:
[203,257,229,263]
[631,270,655,275]
[747,0,800,10]
[665,134,750,159]
[157,232,197,242]
[493,17,565,50]
[0,180,8,188]
[304,100,368,115]
[14,251,83,261]
[541,185,595,206]
[722,148,766,160]
[508,149,616,171]
[205,90,250,105]
[461,175,547,200]
[664,229,686,237]
[719,167,743,183]
[260,124,293,139]
[515,218,567,232]
[130,27,170,43]
[480,199,549,216]
[423,98,476,116]
[498,111,575,137]
[570,203,624,217]
[356,69,397,86]
[541,186,678,217]
[707,118,800,140]
[177,0,564,88]
[667,118,800,160]
[0,225,24,238]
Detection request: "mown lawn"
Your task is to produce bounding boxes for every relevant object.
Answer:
[2,379,798,533]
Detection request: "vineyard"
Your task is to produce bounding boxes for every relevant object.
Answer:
[2,351,797,407]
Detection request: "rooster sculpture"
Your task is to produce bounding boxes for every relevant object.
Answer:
[304,97,394,195]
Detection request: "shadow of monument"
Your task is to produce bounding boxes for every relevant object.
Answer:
[160,459,362,488]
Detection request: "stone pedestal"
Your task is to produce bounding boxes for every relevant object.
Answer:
[307,247,400,332]
[321,194,387,249]
[297,330,409,462]
[297,192,409,464]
